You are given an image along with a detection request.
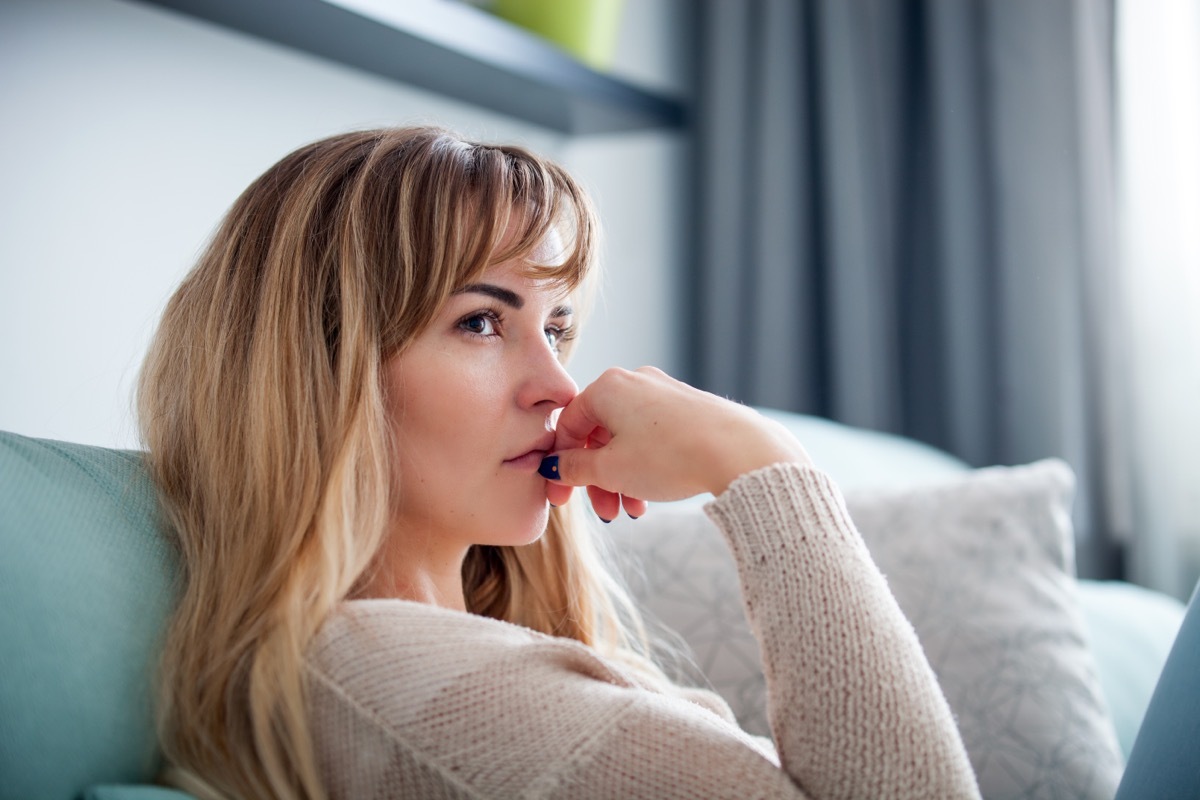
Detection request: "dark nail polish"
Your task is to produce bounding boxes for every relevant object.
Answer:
[599,517,612,524]
[627,513,641,521]
[538,455,561,480]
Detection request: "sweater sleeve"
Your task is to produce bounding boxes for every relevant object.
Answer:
[704,463,981,800]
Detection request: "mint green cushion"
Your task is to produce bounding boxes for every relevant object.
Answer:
[1077,578,1187,758]
[755,407,971,490]
[81,787,195,800]
[0,431,179,800]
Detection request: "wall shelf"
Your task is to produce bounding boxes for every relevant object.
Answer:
[136,0,687,135]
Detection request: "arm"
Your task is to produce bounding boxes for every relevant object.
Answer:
[706,464,980,799]
[546,367,980,798]
[580,463,981,799]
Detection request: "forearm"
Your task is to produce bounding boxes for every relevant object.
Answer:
[706,464,981,800]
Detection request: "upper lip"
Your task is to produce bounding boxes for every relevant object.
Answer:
[506,432,557,462]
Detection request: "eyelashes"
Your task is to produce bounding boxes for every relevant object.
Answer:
[455,308,576,352]
[457,308,502,338]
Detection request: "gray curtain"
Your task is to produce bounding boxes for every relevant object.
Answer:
[688,0,1129,579]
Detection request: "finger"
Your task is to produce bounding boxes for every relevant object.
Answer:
[553,383,611,451]
[545,480,574,509]
[586,427,612,448]
[587,485,621,523]
[621,495,648,520]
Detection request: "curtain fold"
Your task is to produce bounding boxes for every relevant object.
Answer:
[690,0,1130,580]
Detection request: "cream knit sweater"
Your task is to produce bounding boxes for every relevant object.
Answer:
[305,464,982,799]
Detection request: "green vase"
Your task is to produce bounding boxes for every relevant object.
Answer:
[489,0,626,71]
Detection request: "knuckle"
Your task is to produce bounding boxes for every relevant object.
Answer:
[599,366,632,383]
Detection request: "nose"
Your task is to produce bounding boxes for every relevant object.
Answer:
[516,340,578,412]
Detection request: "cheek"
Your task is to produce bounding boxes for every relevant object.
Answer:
[431,367,504,437]
[391,353,508,460]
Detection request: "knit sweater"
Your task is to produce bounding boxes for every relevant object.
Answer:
[305,463,982,799]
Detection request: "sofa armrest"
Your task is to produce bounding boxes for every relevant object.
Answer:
[1077,578,1187,758]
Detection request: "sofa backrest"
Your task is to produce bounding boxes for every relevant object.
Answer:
[0,431,178,800]
[0,410,972,798]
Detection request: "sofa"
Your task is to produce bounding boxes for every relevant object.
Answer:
[0,409,1187,800]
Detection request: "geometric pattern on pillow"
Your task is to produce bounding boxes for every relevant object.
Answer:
[843,460,1124,800]
[608,460,1126,800]
[608,505,770,736]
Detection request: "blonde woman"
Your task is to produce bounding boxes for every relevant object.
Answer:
[138,127,980,799]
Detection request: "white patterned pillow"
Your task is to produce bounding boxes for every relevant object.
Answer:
[608,459,1125,800]
[845,460,1123,799]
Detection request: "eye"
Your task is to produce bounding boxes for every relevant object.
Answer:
[545,323,576,353]
[458,310,500,338]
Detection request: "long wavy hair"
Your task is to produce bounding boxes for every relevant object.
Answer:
[138,127,649,800]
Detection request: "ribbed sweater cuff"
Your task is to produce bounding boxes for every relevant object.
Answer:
[704,463,866,576]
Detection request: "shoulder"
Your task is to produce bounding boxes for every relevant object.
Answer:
[308,599,641,697]
[306,599,676,753]
[303,601,773,797]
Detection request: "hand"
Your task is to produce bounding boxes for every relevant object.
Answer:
[542,367,812,520]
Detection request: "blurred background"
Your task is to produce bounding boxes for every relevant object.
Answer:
[1,0,1196,599]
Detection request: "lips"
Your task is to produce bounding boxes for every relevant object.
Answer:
[504,432,557,468]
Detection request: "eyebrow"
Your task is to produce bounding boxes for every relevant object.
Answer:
[453,282,573,318]
[454,283,523,310]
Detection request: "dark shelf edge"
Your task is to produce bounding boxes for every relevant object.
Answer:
[134,0,687,135]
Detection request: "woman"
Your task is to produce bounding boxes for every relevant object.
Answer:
[138,126,980,799]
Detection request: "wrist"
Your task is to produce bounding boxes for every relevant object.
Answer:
[703,417,812,496]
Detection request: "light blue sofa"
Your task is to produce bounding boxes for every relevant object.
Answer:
[0,412,1186,800]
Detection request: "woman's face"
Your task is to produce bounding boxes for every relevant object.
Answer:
[382,248,579,560]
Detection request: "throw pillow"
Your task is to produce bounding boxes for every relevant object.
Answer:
[844,460,1124,800]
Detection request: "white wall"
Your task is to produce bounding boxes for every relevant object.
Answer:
[0,0,690,448]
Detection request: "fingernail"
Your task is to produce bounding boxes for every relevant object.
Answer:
[627,513,641,521]
[538,455,561,480]
[599,517,612,524]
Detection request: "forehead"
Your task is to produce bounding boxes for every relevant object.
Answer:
[526,227,564,262]
[468,222,574,298]
[487,211,567,261]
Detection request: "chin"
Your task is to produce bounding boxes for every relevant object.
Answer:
[484,503,550,549]
[519,506,552,545]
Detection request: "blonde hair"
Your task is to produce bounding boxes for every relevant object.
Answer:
[138,127,649,800]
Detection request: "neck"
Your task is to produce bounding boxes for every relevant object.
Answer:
[356,531,469,611]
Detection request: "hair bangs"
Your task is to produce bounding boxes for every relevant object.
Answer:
[472,149,598,298]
